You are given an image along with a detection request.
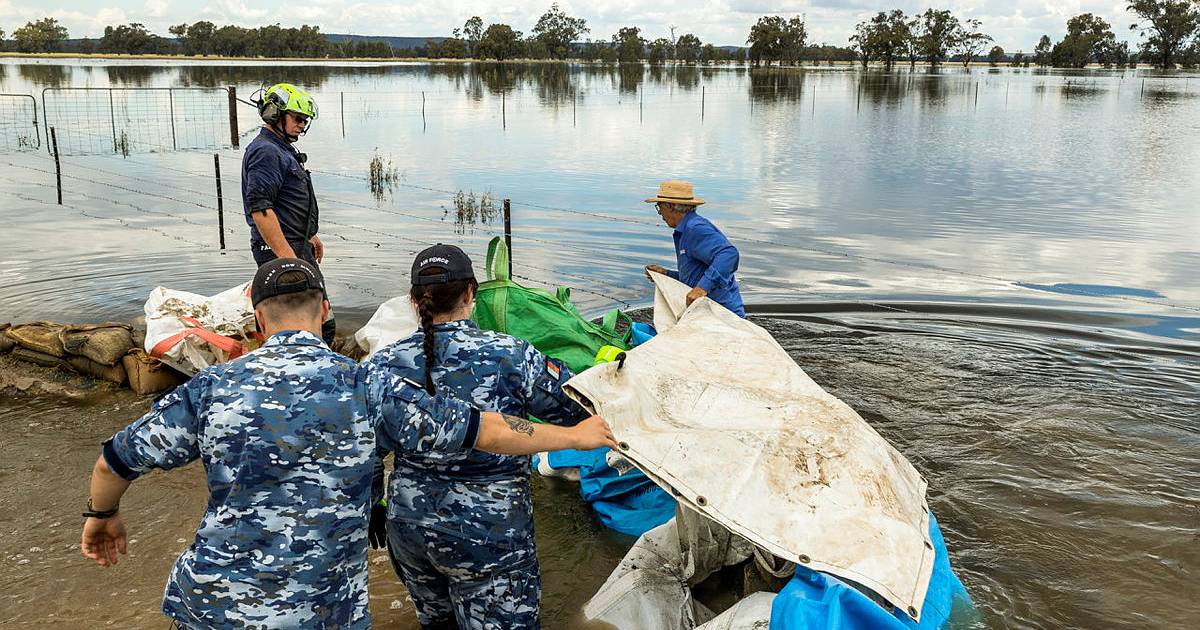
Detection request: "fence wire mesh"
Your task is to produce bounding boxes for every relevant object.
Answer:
[0,94,41,152]
[41,87,235,156]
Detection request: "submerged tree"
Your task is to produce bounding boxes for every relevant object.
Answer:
[612,26,645,62]
[850,10,911,68]
[1051,13,1117,68]
[531,3,588,60]
[1033,34,1053,66]
[675,33,702,62]
[988,45,1005,65]
[953,18,993,67]
[746,15,807,66]
[1127,0,1200,68]
[647,37,672,64]
[916,9,960,65]
[476,24,523,61]
[462,16,484,57]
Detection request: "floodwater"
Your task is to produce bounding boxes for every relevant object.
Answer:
[1,60,1199,629]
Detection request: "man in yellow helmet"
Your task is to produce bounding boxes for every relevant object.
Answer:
[241,83,336,344]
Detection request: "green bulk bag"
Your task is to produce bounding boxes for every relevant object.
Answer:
[472,237,631,374]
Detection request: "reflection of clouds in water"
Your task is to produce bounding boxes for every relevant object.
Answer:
[1,63,1198,324]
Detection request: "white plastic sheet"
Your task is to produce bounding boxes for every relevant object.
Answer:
[143,283,255,375]
[353,295,419,358]
[693,592,775,630]
[567,272,934,621]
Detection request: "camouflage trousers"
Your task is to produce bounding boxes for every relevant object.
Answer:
[385,520,541,630]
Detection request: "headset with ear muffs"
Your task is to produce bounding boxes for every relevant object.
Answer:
[252,86,289,125]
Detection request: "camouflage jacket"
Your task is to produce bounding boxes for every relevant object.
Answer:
[103,330,480,629]
[367,319,589,550]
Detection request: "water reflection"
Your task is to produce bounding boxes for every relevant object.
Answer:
[749,69,807,102]
[104,65,168,86]
[17,64,70,87]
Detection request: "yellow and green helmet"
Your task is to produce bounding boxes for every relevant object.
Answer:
[259,83,317,127]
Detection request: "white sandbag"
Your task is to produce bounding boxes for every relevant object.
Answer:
[354,295,419,359]
[567,272,934,621]
[143,283,255,375]
[583,516,716,630]
[585,507,756,630]
[693,592,775,630]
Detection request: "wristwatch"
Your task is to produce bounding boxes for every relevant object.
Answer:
[82,498,118,519]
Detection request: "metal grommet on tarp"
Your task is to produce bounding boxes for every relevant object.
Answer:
[695,495,708,507]
[618,441,630,451]
[797,554,810,564]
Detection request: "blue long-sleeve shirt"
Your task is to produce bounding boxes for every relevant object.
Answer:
[667,211,746,317]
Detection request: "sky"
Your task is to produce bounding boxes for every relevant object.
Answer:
[0,1,1142,52]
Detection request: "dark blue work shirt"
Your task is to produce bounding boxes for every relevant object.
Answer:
[241,128,319,244]
[667,210,746,317]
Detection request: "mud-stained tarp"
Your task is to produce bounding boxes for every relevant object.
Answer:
[565,272,935,620]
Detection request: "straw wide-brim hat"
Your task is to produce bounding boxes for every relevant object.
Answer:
[644,180,705,206]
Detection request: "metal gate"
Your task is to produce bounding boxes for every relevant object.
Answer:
[0,94,41,152]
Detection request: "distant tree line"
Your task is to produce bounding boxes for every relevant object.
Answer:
[2,1,1198,69]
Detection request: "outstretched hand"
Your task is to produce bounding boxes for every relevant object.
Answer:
[81,515,128,567]
[644,264,668,280]
[685,286,708,305]
[573,415,619,451]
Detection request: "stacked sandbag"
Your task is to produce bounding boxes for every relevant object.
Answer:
[4,319,188,395]
[123,348,187,395]
[0,323,15,354]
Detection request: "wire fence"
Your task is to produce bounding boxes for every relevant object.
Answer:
[0,72,1190,154]
[0,94,41,152]
[40,87,239,156]
[2,71,1199,320]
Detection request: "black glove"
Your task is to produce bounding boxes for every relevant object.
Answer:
[368,502,388,550]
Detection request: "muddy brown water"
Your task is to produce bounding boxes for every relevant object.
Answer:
[2,305,1197,629]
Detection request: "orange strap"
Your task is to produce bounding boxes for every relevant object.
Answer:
[150,316,246,361]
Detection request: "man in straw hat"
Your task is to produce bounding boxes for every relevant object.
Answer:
[644,180,746,317]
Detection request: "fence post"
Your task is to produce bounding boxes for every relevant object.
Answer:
[572,91,576,128]
[502,91,506,130]
[340,91,345,138]
[503,198,512,277]
[108,89,118,153]
[422,91,426,131]
[701,86,705,120]
[227,86,239,148]
[50,126,62,205]
[168,88,178,150]
[214,154,226,250]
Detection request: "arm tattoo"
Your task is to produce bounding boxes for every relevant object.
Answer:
[502,414,535,437]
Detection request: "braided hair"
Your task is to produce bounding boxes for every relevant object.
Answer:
[408,267,477,395]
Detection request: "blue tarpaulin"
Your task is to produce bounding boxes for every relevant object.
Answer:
[536,447,677,537]
[769,513,976,629]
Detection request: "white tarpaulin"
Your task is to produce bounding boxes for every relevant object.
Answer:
[354,295,419,358]
[566,272,934,620]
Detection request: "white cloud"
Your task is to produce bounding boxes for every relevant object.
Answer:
[143,0,168,19]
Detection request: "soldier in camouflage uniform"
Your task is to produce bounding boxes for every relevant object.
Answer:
[367,244,593,629]
[79,258,616,629]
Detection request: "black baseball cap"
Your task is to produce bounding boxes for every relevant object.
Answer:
[411,244,475,286]
[251,257,326,307]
